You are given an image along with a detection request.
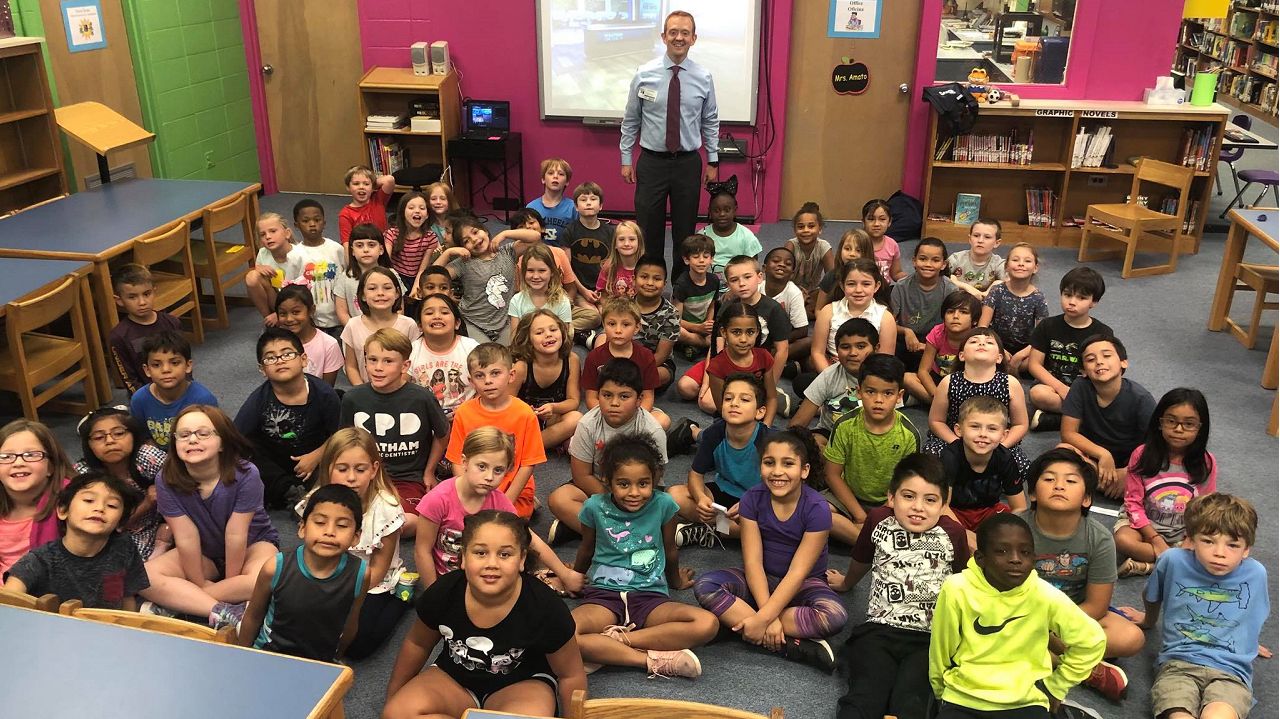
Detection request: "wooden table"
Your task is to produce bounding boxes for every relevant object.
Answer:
[1208,208,1279,435]
[0,177,261,347]
[0,258,111,405]
[0,604,352,718]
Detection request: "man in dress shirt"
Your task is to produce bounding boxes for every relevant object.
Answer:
[620,10,719,281]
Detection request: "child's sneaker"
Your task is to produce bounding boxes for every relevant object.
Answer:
[776,389,794,418]
[547,518,581,547]
[1118,558,1153,577]
[781,360,801,380]
[646,649,702,679]
[209,601,246,630]
[1030,409,1061,432]
[1084,659,1128,701]
[601,623,636,646]
[675,522,720,549]
[139,601,176,618]
[666,417,699,456]
[780,637,835,673]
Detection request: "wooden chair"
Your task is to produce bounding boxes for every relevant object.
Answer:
[132,219,205,345]
[0,588,59,612]
[188,191,256,329]
[1221,262,1278,350]
[59,599,234,643]
[0,275,99,421]
[567,690,784,719]
[1078,157,1196,278]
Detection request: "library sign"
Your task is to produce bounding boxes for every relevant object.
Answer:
[832,57,870,95]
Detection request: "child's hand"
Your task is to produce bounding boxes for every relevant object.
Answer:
[734,613,770,645]
[254,264,275,276]
[826,569,849,592]
[726,502,740,521]
[1152,536,1171,557]
[263,312,279,327]
[559,569,586,596]
[534,403,554,418]
[1055,384,1071,401]
[291,453,319,480]
[763,618,786,652]
[695,495,715,523]
[672,567,696,590]
[1115,606,1146,627]
[700,318,714,334]
[902,329,922,353]
[409,282,422,300]
[423,473,438,492]
[579,287,600,305]
[1259,644,1273,659]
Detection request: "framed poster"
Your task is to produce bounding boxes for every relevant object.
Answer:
[828,0,881,39]
[62,0,106,53]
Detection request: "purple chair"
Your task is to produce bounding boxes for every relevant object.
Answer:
[1216,114,1250,198]
[1221,168,1280,218]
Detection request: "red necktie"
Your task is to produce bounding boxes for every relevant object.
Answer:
[666,66,682,153]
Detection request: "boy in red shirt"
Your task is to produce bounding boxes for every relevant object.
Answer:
[581,297,671,430]
[338,165,396,244]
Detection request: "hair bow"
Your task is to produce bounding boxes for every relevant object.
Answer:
[705,175,738,198]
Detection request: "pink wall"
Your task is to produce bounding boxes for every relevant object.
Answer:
[902,0,1186,196]
[356,0,792,223]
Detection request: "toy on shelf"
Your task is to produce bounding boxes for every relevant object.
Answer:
[967,68,992,103]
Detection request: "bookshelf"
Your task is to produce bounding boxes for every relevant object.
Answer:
[0,37,67,215]
[1173,2,1278,123]
[921,100,1228,253]
[356,67,461,188]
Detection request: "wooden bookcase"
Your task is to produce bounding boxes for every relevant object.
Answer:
[1173,1,1278,122]
[357,67,461,189]
[0,37,67,215]
[921,99,1229,253]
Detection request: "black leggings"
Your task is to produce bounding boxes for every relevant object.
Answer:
[344,591,411,661]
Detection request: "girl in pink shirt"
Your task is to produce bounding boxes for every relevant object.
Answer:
[0,420,72,576]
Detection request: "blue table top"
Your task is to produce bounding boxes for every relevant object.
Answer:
[1237,209,1278,243]
[0,177,258,259]
[0,605,346,718]
[0,258,90,307]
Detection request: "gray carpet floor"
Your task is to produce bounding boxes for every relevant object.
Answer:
[12,168,1279,717]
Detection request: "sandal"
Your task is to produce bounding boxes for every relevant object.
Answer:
[532,568,570,597]
[1118,558,1153,577]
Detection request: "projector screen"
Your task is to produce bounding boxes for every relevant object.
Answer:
[536,0,762,124]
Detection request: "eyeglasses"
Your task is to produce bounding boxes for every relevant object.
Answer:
[88,428,130,443]
[1160,416,1201,432]
[0,451,47,464]
[260,350,300,366]
[174,428,218,442]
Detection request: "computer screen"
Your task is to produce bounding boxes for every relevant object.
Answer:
[465,101,510,133]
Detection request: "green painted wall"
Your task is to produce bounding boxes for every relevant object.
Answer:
[121,0,259,181]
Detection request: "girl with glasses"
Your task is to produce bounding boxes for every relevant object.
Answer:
[75,405,168,559]
[0,419,73,576]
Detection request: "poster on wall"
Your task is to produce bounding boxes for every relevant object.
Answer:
[828,0,881,39]
[61,0,107,53]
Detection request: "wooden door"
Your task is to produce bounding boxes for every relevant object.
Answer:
[254,0,364,192]
[780,2,922,220]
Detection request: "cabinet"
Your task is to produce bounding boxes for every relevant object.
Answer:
[1173,2,1278,122]
[0,37,67,215]
[921,100,1228,252]
[356,68,461,189]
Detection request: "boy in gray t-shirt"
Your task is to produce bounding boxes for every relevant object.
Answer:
[789,317,878,435]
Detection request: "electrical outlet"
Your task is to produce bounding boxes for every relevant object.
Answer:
[1088,174,1106,187]
[204,150,215,168]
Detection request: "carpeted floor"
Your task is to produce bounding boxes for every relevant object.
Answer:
[12,171,1278,717]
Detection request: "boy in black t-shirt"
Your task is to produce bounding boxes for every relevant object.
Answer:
[340,327,449,533]
[1027,266,1112,432]
[5,472,148,610]
[939,396,1027,551]
[560,181,612,299]
[673,233,721,357]
[108,263,184,395]
[234,328,341,509]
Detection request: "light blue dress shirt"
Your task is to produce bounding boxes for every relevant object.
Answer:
[620,54,719,164]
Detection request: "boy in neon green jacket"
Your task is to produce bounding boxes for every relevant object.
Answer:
[930,514,1105,717]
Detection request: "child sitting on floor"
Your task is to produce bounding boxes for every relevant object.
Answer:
[246,212,305,326]
[340,266,421,386]
[129,331,218,449]
[5,471,147,610]
[571,434,716,679]
[979,242,1048,375]
[407,293,478,419]
[273,284,343,386]
[694,429,848,674]
[596,221,645,300]
[917,291,981,403]
[890,237,956,403]
[239,484,369,661]
[784,202,834,319]
[74,406,168,560]
[334,224,397,325]
[0,419,73,577]
[512,310,583,451]
[526,157,577,246]
[939,396,1028,550]
[673,233,720,357]
[762,247,812,367]
[631,256,681,391]
[700,180,762,289]
[862,199,907,286]
[338,165,394,243]
[434,216,539,344]
[582,298,669,430]
[289,198,346,336]
[108,264,183,395]
[1027,266,1112,431]
[948,217,1005,300]
[789,318,877,440]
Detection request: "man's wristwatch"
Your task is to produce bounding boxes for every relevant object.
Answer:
[706,161,719,167]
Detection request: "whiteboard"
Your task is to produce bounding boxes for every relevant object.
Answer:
[536,0,762,124]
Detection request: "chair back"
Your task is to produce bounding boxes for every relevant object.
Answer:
[1221,113,1251,162]
[1128,158,1195,210]
[203,192,250,240]
[59,599,234,643]
[6,276,78,335]
[133,220,190,267]
[567,690,784,719]
[0,588,59,612]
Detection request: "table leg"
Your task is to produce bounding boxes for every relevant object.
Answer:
[1264,330,1278,391]
[78,276,113,404]
[1208,219,1246,332]
[1269,393,1277,438]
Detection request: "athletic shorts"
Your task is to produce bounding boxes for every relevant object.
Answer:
[579,587,675,629]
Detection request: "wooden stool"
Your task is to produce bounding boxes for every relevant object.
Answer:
[1223,262,1278,350]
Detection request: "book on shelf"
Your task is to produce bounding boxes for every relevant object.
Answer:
[1024,186,1058,228]
[1071,126,1112,168]
[367,137,407,175]
[954,193,981,225]
[1178,125,1217,171]
[939,129,1034,164]
[365,113,410,131]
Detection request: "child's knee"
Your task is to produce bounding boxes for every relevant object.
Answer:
[676,376,699,400]
[808,597,849,637]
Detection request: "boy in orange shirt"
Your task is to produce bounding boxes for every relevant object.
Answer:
[446,343,546,517]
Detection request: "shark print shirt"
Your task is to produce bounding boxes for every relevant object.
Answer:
[1146,548,1270,687]
[579,492,679,594]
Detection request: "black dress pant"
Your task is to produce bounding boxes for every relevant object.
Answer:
[634,148,702,280]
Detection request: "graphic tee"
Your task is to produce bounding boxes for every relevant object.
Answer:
[852,506,969,632]
[1019,509,1117,604]
[579,492,680,594]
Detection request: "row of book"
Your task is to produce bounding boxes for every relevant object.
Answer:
[936,130,1036,165]
[1178,125,1217,172]
[367,137,406,176]
[1025,186,1057,228]
[1070,126,1112,168]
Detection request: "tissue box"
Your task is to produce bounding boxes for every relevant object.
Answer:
[411,116,441,133]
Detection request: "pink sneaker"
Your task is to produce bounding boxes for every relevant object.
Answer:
[601,623,636,646]
[645,649,702,679]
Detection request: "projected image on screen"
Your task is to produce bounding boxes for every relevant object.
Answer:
[537,0,761,124]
